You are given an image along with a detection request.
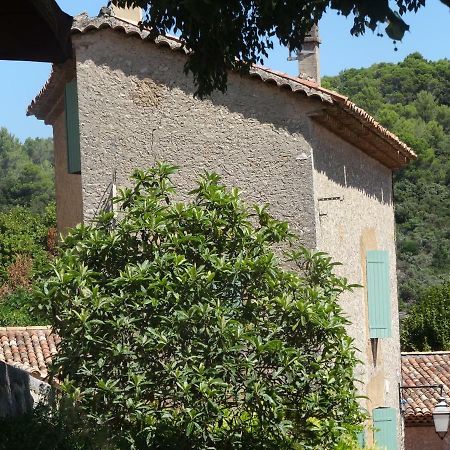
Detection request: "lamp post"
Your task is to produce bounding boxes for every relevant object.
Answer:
[432,397,450,439]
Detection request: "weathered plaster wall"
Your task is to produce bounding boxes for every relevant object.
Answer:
[312,125,402,447]
[53,110,83,235]
[72,29,318,247]
[405,425,449,450]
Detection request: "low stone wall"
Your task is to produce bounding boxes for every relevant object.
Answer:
[0,361,50,418]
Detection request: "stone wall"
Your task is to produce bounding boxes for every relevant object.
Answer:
[72,29,318,248]
[312,125,402,447]
[0,361,33,418]
[53,108,83,235]
[0,361,49,418]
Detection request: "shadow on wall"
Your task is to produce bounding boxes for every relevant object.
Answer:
[75,29,394,208]
[74,29,324,140]
[0,361,33,418]
[312,124,393,206]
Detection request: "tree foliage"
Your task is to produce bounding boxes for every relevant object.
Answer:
[0,402,93,450]
[40,164,364,449]
[401,283,450,351]
[0,205,55,281]
[0,205,56,325]
[0,128,56,325]
[0,127,54,212]
[110,0,448,97]
[323,53,450,306]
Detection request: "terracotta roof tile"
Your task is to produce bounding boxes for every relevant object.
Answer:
[401,352,450,424]
[27,12,416,169]
[0,326,60,380]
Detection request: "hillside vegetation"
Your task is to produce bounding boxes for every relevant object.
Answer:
[323,53,450,307]
[0,128,55,325]
[0,128,54,212]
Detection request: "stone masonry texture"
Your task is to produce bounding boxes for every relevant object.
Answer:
[73,29,318,248]
[312,125,402,447]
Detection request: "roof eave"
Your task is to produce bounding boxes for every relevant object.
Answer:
[0,0,73,63]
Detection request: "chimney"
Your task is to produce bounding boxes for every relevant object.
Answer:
[110,4,142,25]
[296,25,321,85]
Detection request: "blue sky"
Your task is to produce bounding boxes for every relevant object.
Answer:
[1,0,449,142]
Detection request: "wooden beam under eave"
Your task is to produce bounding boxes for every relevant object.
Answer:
[311,112,403,170]
[334,105,415,163]
[323,109,405,166]
[0,0,72,63]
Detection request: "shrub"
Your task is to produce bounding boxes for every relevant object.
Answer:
[401,282,450,351]
[0,402,93,450]
[0,290,42,327]
[0,204,55,283]
[40,163,364,449]
[0,204,56,325]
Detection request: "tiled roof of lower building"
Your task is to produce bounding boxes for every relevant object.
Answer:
[401,352,450,425]
[0,326,60,380]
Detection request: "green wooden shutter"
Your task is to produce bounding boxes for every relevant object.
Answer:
[357,429,366,448]
[367,250,391,338]
[373,407,398,450]
[64,79,81,174]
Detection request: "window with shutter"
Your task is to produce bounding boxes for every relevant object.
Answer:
[64,79,81,174]
[366,250,391,338]
[373,407,398,450]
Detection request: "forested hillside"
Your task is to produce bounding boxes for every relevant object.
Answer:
[0,128,54,212]
[0,128,55,325]
[323,53,450,307]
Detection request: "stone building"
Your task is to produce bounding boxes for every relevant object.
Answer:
[28,8,416,449]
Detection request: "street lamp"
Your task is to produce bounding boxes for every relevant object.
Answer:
[399,384,450,439]
[432,397,450,439]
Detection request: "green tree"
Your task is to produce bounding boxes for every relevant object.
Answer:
[0,402,93,450]
[111,0,448,97]
[401,283,450,351]
[0,204,55,281]
[0,128,54,212]
[0,128,54,324]
[23,136,54,166]
[0,204,56,326]
[40,164,364,449]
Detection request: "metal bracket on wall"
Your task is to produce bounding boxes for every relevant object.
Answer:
[398,383,444,415]
[318,196,344,217]
[318,196,344,202]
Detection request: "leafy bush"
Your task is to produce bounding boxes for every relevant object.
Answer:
[401,283,450,351]
[0,204,56,325]
[40,164,364,449]
[0,290,43,327]
[0,204,56,283]
[0,129,56,325]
